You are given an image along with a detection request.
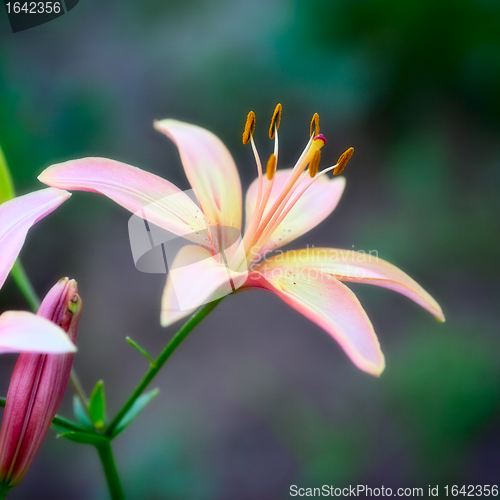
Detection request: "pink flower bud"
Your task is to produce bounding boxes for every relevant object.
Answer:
[0,278,82,491]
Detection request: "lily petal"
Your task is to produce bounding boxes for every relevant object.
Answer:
[0,311,76,354]
[244,269,385,376]
[0,188,70,290]
[161,244,247,327]
[155,119,242,232]
[253,248,445,322]
[245,169,345,254]
[38,158,211,247]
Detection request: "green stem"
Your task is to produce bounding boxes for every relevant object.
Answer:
[0,397,89,434]
[70,367,90,408]
[10,261,40,312]
[96,441,125,500]
[105,298,223,437]
[0,483,10,499]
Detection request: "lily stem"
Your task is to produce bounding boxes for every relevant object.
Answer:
[105,298,224,437]
[10,260,40,312]
[96,441,125,500]
[0,483,9,500]
[70,367,89,408]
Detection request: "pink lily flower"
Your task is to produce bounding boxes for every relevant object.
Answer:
[0,278,82,491]
[0,188,71,291]
[38,107,444,376]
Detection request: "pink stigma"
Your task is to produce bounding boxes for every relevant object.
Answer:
[313,134,327,144]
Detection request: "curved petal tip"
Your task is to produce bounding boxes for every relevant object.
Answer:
[0,311,77,354]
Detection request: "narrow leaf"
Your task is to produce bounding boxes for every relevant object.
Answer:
[112,388,160,437]
[73,395,93,430]
[51,419,87,434]
[126,336,154,363]
[89,380,106,430]
[0,145,15,204]
[57,431,109,448]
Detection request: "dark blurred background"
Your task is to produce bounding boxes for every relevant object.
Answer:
[1,0,500,498]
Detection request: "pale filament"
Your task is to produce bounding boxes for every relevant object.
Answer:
[241,127,278,251]
[248,163,338,264]
[250,169,309,253]
[250,135,263,214]
[252,168,307,252]
[246,135,317,253]
[255,126,279,217]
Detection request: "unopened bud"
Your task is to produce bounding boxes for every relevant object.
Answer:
[0,279,82,491]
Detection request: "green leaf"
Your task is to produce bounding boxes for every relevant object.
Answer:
[51,419,86,434]
[112,388,160,437]
[73,395,93,430]
[89,380,106,430]
[0,145,15,204]
[57,431,109,448]
[126,336,154,363]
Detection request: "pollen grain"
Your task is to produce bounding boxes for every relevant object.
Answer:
[269,104,282,139]
[266,154,277,180]
[310,113,320,137]
[334,147,354,175]
[242,111,256,144]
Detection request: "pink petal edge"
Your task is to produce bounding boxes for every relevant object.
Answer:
[0,311,76,354]
[38,157,211,247]
[155,119,243,232]
[0,188,70,291]
[243,270,386,376]
[253,248,445,322]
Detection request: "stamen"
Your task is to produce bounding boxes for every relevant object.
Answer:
[250,135,263,213]
[242,111,256,145]
[310,113,320,137]
[243,118,280,255]
[309,150,321,178]
[247,132,319,254]
[242,160,275,254]
[269,103,282,139]
[249,170,308,258]
[290,134,313,176]
[266,154,277,180]
[251,162,339,260]
[333,147,354,175]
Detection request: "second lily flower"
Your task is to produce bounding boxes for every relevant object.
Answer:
[0,278,82,494]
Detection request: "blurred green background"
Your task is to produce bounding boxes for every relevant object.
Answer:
[1,0,500,498]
